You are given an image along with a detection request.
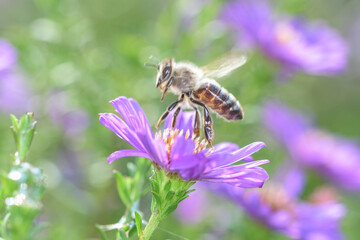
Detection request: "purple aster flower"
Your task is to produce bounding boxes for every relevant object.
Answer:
[0,73,31,114]
[263,102,360,192]
[221,0,348,76]
[0,39,17,73]
[47,90,90,138]
[175,183,210,224]
[210,168,346,239]
[0,39,32,114]
[99,96,269,187]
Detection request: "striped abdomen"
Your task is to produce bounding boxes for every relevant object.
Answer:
[193,81,243,121]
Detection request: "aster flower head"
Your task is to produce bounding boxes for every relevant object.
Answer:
[0,39,17,73]
[0,40,31,114]
[99,96,269,187]
[47,90,90,138]
[0,73,30,114]
[263,102,360,192]
[221,0,348,76]
[211,168,346,239]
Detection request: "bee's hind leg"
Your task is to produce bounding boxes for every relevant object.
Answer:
[156,94,184,129]
[189,98,213,147]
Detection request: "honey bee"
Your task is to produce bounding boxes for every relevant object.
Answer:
[145,52,247,146]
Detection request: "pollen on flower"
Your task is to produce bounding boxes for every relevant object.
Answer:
[255,183,296,219]
[185,129,190,139]
[194,138,209,154]
[156,128,209,162]
[274,22,299,45]
[308,186,338,204]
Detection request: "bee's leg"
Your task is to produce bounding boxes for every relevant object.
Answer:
[187,92,201,139]
[161,76,174,102]
[171,107,181,128]
[192,107,201,139]
[156,94,184,129]
[189,98,213,147]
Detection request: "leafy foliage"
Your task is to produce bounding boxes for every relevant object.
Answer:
[0,114,45,240]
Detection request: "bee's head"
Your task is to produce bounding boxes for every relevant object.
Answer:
[156,58,174,88]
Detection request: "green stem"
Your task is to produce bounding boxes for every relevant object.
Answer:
[142,210,163,240]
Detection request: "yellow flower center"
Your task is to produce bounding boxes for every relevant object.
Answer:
[274,22,299,45]
[155,128,208,163]
[244,183,297,221]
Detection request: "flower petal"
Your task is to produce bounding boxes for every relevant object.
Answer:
[171,134,196,164]
[140,128,168,167]
[107,149,150,163]
[110,97,152,135]
[221,0,273,44]
[201,162,269,188]
[99,113,147,153]
[164,110,195,133]
[203,160,270,178]
[206,142,266,169]
[283,168,305,198]
[263,102,311,146]
[0,39,17,72]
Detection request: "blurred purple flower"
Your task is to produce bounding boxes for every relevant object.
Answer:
[0,39,31,114]
[0,39,17,73]
[47,90,90,138]
[211,169,346,239]
[175,183,210,224]
[0,73,31,114]
[221,0,348,76]
[99,96,269,187]
[263,102,360,191]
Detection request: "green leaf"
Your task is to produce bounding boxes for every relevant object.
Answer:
[175,190,187,197]
[114,171,132,208]
[163,181,171,193]
[151,191,162,210]
[117,230,128,240]
[1,213,10,238]
[127,162,137,177]
[151,196,156,213]
[134,211,143,239]
[10,114,19,130]
[95,225,109,240]
[163,204,178,216]
[150,179,159,195]
[121,224,130,232]
[176,195,190,204]
[10,113,37,163]
[128,225,137,238]
[185,188,196,195]
[165,191,175,202]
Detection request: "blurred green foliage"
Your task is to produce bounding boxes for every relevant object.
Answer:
[0,113,45,240]
[0,0,359,239]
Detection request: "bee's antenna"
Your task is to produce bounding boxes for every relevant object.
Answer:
[144,62,158,68]
[149,56,159,64]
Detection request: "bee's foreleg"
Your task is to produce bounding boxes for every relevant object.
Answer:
[192,107,201,139]
[161,76,174,102]
[171,107,181,129]
[189,98,213,147]
[156,94,184,129]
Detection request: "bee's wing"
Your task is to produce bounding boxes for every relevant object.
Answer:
[200,52,247,79]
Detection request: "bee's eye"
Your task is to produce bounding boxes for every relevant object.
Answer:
[162,66,172,80]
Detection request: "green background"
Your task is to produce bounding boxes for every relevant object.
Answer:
[0,0,359,239]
